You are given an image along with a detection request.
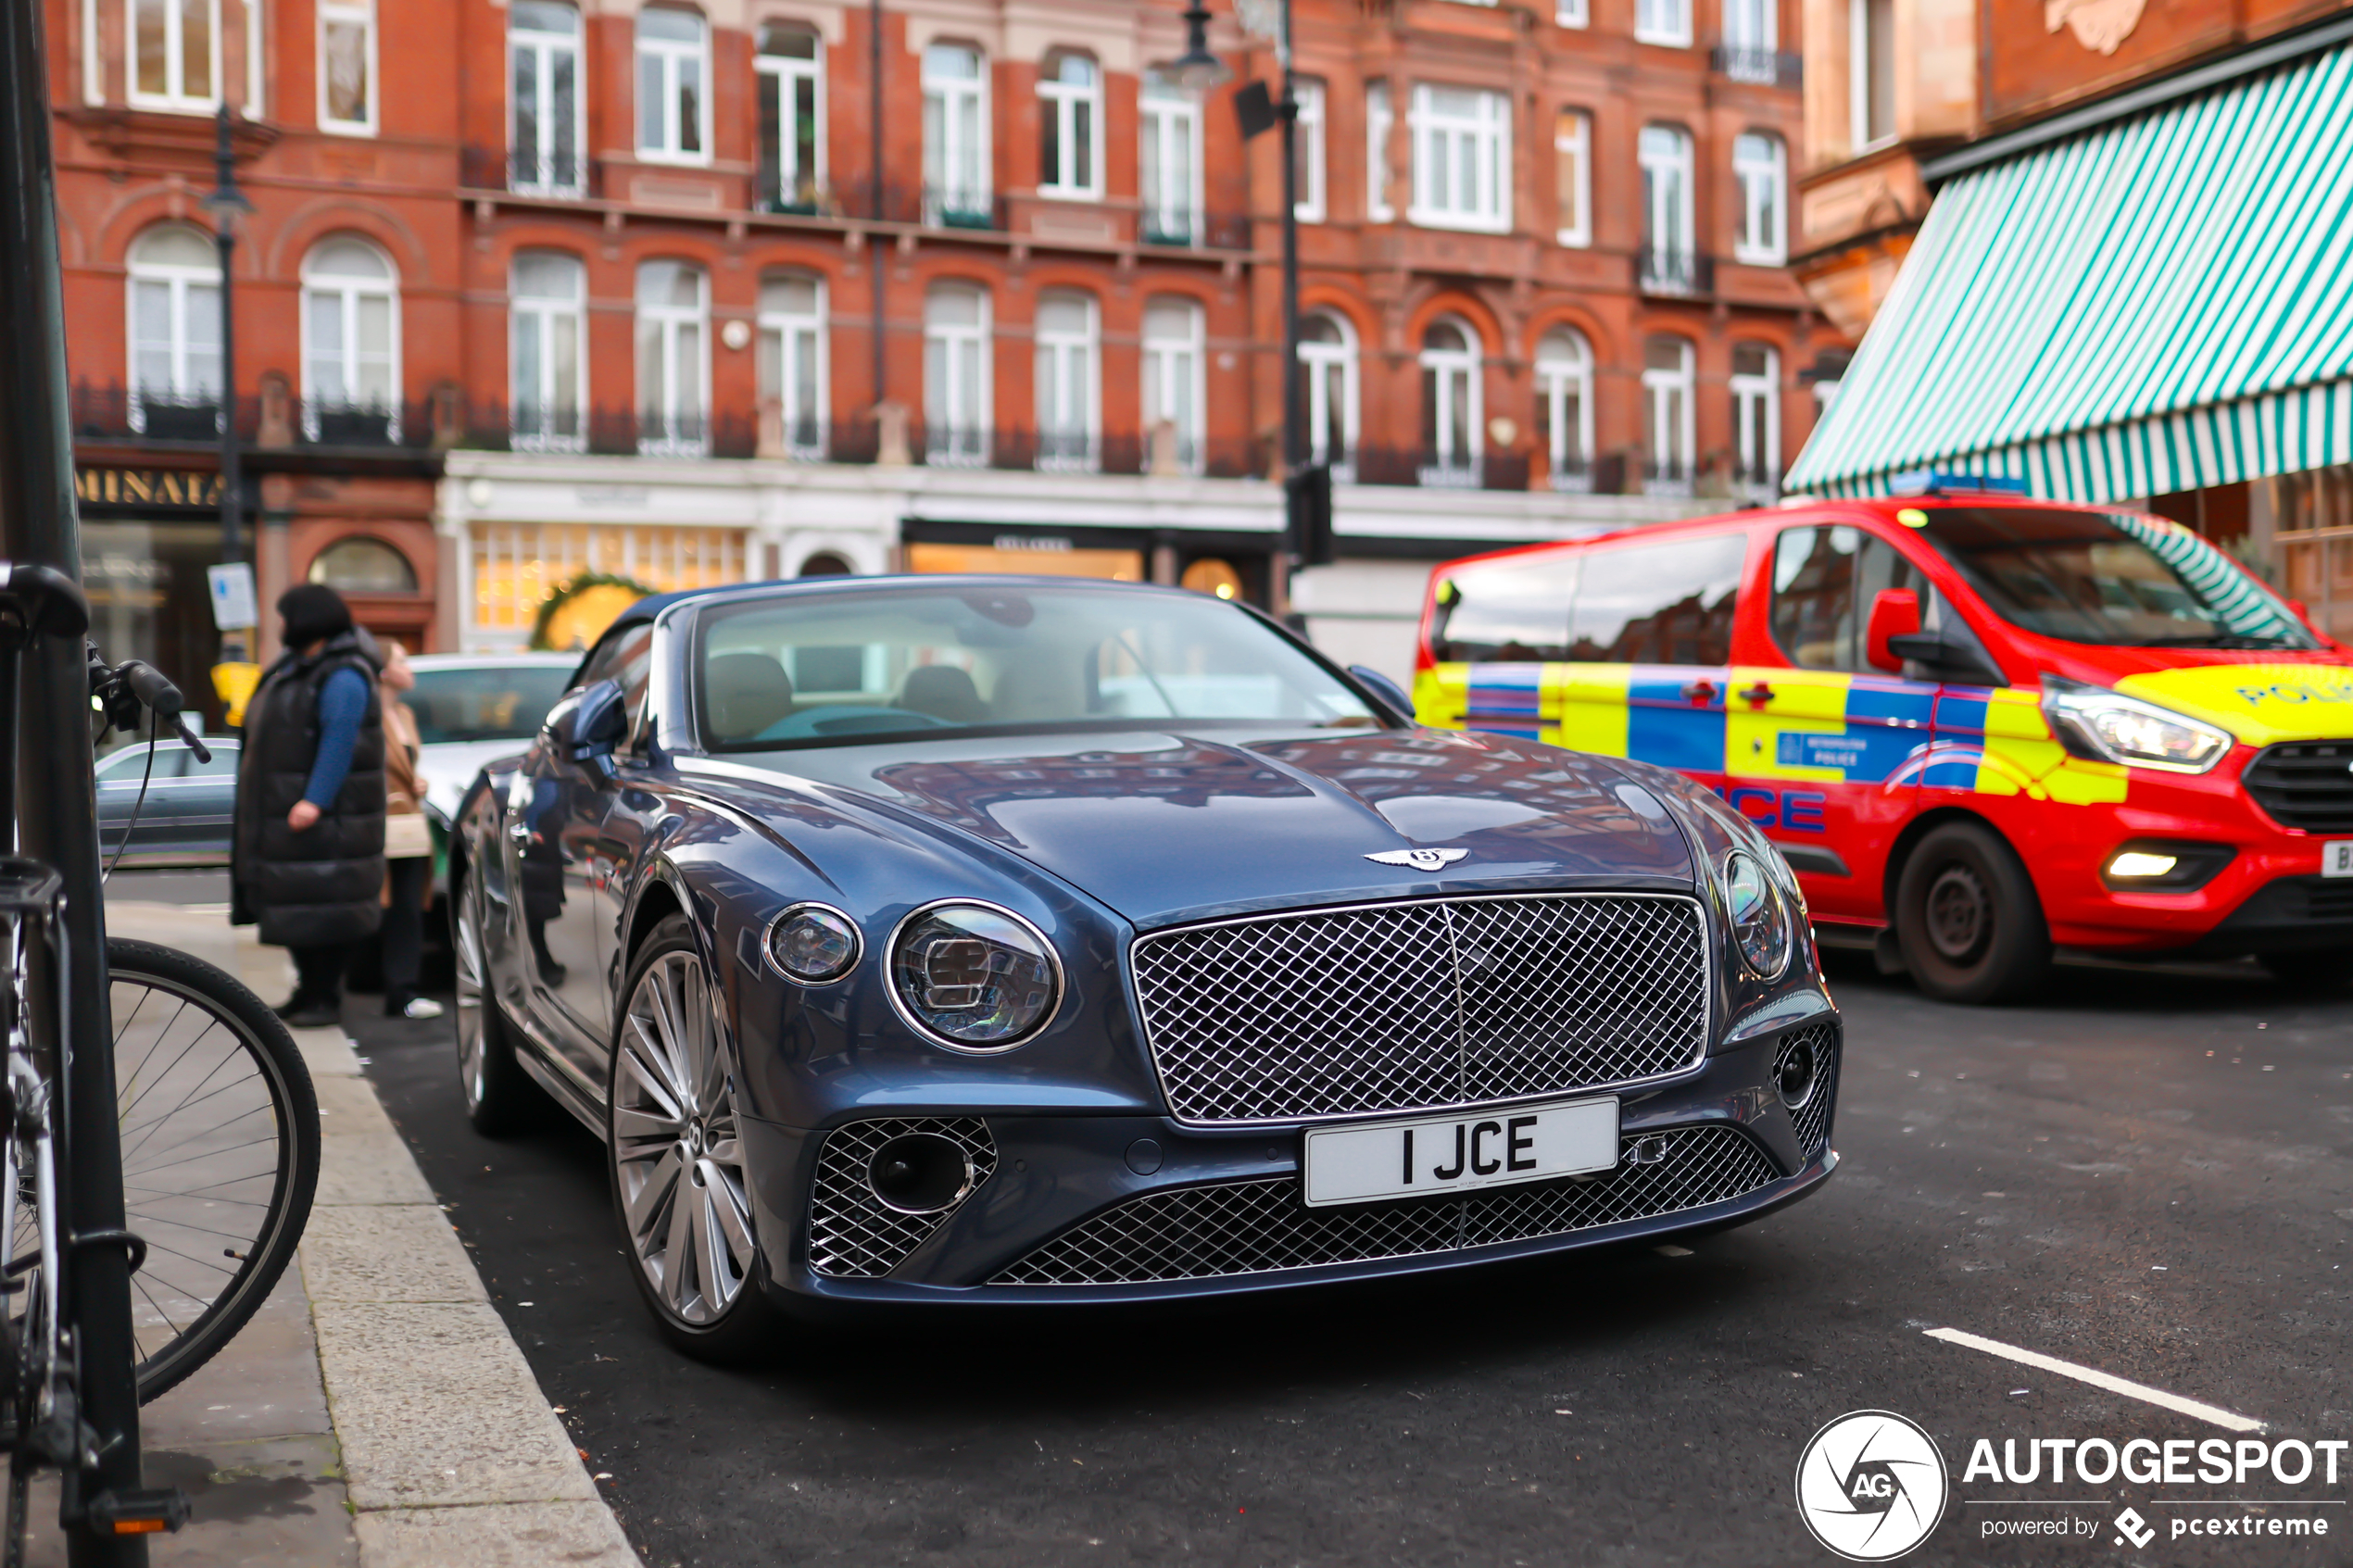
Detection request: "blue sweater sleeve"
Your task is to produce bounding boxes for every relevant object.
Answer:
[302,667,371,809]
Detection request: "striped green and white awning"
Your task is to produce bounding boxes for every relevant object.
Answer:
[1787,35,2353,502]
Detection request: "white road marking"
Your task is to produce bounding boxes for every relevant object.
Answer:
[1923,1327,2266,1433]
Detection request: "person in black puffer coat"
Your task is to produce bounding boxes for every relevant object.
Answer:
[231,584,386,1027]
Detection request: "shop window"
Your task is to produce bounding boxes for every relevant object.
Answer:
[309,536,417,594]
[1535,329,1593,493]
[126,224,222,437]
[1409,84,1510,233]
[1418,317,1482,485]
[300,236,400,443]
[757,21,823,212]
[924,283,990,465]
[1139,72,1201,246]
[470,523,747,635]
[922,43,990,226]
[635,259,708,455]
[1141,296,1205,474]
[1038,51,1101,200]
[758,272,827,460]
[319,0,375,134]
[635,6,708,164]
[130,0,219,112]
[798,552,853,577]
[1642,334,1695,495]
[510,2,583,193]
[1298,311,1358,477]
[511,251,585,450]
[1181,558,1242,600]
[1034,290,1100,472]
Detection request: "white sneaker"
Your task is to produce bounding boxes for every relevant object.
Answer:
[399,997,446,1020]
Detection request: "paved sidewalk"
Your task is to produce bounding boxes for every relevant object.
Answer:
[36,901,644,1567]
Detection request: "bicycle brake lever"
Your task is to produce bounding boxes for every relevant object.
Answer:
[170,719,211,765]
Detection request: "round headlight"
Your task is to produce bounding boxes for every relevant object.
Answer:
[1725,851,1792,981]
[766,903,862,985]
[889,902,1061,1049]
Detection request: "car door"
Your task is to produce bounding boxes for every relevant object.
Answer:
[578,626,659,1054]
[95,745,187,865]
[1725,522,1934,920]
[1560,532,1747,794]
[505,680,625,1083]
[169,739,241,863]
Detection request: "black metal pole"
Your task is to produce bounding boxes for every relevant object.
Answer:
[0,1,146,1563]
[1276,0,1303,603]
[869,0,885,422]
[212,107,241,570]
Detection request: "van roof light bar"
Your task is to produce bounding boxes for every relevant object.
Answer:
[1887,469,2033,498]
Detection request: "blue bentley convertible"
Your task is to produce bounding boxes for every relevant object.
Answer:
[451,576,1841,1357]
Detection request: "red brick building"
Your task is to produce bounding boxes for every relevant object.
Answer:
[50,0,1828,704]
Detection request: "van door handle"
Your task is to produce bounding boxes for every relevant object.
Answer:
[1738,682,1774,707]
[1680,680,1718,705]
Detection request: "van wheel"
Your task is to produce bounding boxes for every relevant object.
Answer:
[1894,822,2051,1005]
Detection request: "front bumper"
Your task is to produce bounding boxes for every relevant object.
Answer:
[736,1018,1839,1307]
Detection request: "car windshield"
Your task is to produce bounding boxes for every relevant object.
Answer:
[697,583,1379,749]
[1911,507,2320,649]
[407,665,573,744]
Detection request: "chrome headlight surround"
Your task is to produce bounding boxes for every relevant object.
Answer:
[1723,850,1793,982]
[2042,678,2233,774]
[887,899,1063,1052]
[764,902,862,985]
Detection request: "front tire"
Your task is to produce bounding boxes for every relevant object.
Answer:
[454,864,541,1135]
[608,915,782,1362]
[1894,822,2052,1005]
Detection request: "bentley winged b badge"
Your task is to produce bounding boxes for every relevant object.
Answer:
[1365,847,1470,872]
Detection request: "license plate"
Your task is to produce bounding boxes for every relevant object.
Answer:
[1302,1096,1619,1208]
[2326,841,2353,878]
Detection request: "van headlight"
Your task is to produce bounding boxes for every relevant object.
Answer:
[889,902,1061,1049]
[2043,680,2232,773]
[1725,852,1793,981]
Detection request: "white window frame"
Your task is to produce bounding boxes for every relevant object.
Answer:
[510,252,586,453]
[758,273,829,460]
[1850,0,1894,149]
[1556,0,1589,27]
[1639,123,1695,286]
[244,0,262,115]
[1139,72,1202,246]
[1536,330,1594,493]
[922,44,991,224]
[1642,336,1696,495]
[1418,317,1483,486]
[509,3,585,194]
[1724,0,1776,55]
[1635,0,1692,46]
[1554,108,1591,248]
[299,238,402,439]
[1141,296,1206,474]
[1365,81,1394,222]
[1731,344,1780,498]
[635,7,710,166]
[924,284,992,466]
[317,0,376,135]
[1038,52,1103,201]
[125,226,222,429]
[1732,132,1786,264]
[1298,310,1358,480]
[128,0,222,112]
[1408,83,1511,234]
[1032,291,1101,473]
[635,261,710,456]
[757,24,825,210]
[1292,78,1326,223]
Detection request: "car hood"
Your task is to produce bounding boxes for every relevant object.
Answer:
[740,728,1695,929]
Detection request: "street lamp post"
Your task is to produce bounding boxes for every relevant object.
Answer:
[201,106,253,663]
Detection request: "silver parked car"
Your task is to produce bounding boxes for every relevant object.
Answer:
[95,736,241,868]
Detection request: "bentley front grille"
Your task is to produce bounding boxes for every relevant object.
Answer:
[808,1117,997,1280]
[1130,894,1709,1124]
[990,1124,1778,1286]
[1777,1022,1840,1162]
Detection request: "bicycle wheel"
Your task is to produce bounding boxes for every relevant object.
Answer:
[82,938,319,1402]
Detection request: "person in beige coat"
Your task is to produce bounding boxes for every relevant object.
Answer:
[378,642,444,1020]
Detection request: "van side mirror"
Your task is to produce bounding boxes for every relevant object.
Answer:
[548,679,628,770]
[1865,589,1920,674]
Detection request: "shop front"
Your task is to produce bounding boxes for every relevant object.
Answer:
[75,461,233,732]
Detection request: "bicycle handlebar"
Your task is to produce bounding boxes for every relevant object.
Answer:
[89,657,211,764]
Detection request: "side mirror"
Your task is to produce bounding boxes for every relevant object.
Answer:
[548,679,627,769]
[1348,664,1415,721]
[1864,589,1920,674]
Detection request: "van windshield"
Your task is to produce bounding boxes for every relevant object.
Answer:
[1909,508,2320,650]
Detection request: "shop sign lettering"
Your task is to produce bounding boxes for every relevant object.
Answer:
[73,466,225,510]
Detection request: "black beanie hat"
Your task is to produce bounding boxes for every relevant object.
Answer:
[279,583,354,649]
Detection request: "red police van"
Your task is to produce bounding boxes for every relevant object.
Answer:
[1414,488,2353,1002]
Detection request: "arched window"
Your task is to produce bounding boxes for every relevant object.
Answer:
[1642,334,1696,495]
[126,224,221,435]
[1733,132,1786,264]
[922,43,989,225]
[759,272,827,459]
[511,251,585,450]
[635,259,708,455]
[757,21,824,211]
[1638,125,1696,291]
[1731,343,1781,498]
[1034,290,1100,471]
[1419,317,1482,485]
[924,283,990,465]
[1298,311,1358,477]
[1141,296,1205,473]
[308,536,417,594]
[635,7,708,163]
[798,551,853,577]
[301,236,400,442]
[509,2,582,192]
[1038,51,1101,199]
[1535,329,1594,492]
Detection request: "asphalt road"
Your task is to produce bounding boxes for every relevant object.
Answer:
[347,953,2353,1567]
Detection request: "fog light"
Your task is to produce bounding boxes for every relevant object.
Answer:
[1776,1038,1818,1109]
[865,1133,975,1214]
[2106,850,2179,879]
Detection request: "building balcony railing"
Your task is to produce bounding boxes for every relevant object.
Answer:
[923,183,1002,232]
[71,382,448,454]
[462,145,598,199]
[1138,206,1254,251]
[1708,44,1804,86]
[1353,446,1530,493]
[1636,248,1715,296]
[1546,457,1593,494]
[1643,460,1695,498]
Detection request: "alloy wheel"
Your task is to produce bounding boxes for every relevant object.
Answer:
[454,881,487,1110]
[611,949,756,1325]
